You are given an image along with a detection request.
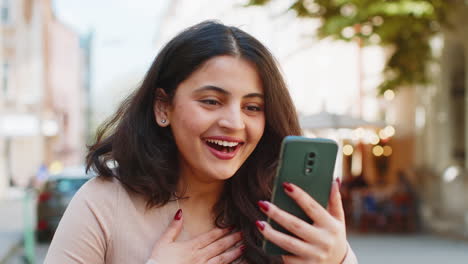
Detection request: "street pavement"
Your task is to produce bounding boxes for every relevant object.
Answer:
[0,188,24,264]
[6,243,48,264]
[349,232,468,264]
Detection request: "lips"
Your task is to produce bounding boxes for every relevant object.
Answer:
[203,136,244,160]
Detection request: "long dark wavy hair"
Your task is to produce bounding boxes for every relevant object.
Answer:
[86,20,301,263]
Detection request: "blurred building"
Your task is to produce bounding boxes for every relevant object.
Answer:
[413,3,468,239]
[0,0,87,198]
[155,0,385,118]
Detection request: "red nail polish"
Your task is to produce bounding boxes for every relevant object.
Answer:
[336,177,341,187]
[282,182,294,192]
[258,200,269,212]
[240,245,247,252]
[255,220,265,231]
[174,209,182,220]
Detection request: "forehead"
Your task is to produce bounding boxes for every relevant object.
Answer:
[178,55,264,95]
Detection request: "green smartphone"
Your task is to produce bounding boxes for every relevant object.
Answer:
[263,136,338,255]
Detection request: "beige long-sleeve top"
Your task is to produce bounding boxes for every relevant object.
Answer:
[44,177,357,264]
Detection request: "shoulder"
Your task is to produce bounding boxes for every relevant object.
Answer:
[69,176,127,219]
[78,176,122,195]
[73,176,150,215]
[45,177,126,262]
[75,176,125,202]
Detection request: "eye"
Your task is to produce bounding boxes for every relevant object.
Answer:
[244,104,263,112]
[200,99,220,106]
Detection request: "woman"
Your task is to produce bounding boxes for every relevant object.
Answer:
[45,20,357,264]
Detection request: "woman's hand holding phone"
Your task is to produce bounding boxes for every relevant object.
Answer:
[149,209,245,264]
[257,180,348,264]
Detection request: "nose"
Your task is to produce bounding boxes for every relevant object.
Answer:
[218,106,246,131]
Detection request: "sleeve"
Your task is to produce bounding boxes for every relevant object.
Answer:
[44,177,117,264]
[341,242,358,264]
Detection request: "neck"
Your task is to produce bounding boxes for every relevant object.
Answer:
[176,170,225,213]
[175,175,224,238]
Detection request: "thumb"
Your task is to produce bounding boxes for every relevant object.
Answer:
[327,179,345,222]
[160,209,184,243]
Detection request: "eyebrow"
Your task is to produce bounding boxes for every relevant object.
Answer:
[194,85,264,99]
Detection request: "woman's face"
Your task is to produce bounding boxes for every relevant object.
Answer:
[160,55,265,183]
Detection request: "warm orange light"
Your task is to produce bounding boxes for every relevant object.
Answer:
[372,145,384,156]
[49,161,63,175]
[383,146,392,156]
[384,90,395,101]
[370,134,380,145]
[343,145,354,156]
[384,126,395,137]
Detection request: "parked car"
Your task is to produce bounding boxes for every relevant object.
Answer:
[36,166,94,242]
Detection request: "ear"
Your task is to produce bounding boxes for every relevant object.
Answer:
[154,88,171,127]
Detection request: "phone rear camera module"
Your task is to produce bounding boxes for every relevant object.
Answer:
[308,152,316,158]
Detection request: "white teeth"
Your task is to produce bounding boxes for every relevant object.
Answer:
[206,139,239,147]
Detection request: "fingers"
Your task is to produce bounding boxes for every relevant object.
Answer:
[258,200,320,243]
[206,244,245,264]
[257,180,348,263]
[282,182,334,226]
[159,209,184,243]
[255,221,315,257]
[201,231,243,258]
[327,179,345,222]
[191,227,233,249]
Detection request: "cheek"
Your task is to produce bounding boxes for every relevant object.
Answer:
[249,117,266,143]
[171,104,208,138]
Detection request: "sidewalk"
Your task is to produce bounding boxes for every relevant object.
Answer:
[348,232,468,264]
[0,188,25,264]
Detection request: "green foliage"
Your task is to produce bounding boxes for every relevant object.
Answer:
[248,0,455,94]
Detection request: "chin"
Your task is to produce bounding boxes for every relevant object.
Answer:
[208,168,239,181]
[216,172,237,181]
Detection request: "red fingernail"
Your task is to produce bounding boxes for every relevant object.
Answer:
[258,200,269,212]
[282,182,294,192]
[240,245,247,252]
[174,209,182,220]
[336,177,341,187]
[255,220,265,231]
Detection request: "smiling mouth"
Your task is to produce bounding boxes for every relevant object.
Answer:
[204,139,243,153]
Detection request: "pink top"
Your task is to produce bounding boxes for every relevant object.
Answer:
[44,177,358,263]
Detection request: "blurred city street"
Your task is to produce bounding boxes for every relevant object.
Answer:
[1,0,468,263]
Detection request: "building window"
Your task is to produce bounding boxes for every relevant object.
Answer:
[23,0,32,23]
[2,63,9,97]
[1,0,10,24]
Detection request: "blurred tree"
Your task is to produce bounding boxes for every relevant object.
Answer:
[247,0,465,94]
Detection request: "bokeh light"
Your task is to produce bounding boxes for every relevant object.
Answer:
[343,144,354,155]
[372,145,384,156]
